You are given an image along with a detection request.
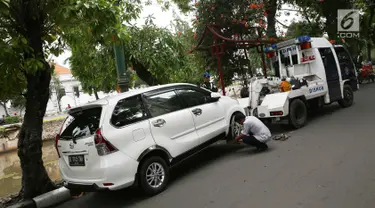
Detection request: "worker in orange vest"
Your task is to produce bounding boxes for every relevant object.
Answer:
[280,77,291,92]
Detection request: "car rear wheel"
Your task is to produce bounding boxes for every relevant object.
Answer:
[138,156,169,196]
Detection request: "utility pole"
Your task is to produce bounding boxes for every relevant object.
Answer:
[113,1,129,93]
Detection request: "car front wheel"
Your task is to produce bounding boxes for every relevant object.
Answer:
[226,112,244,143]
[138,156,170,196]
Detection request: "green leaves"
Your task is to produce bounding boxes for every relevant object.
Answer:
[125,20,203,84]
[286,21,323,38]
[23,58,45,73]
[69,39,117,94]
[69,16,205,92]
[0,0,137,100]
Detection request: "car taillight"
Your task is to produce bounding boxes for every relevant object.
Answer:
[270,111,283,116]
[94,128,118,156]
[55,134,61,158]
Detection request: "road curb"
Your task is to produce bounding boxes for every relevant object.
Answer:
[7,187,72,208]
[33,187,71,208]
[7,200,35,208]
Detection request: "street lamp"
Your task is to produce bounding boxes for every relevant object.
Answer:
[113,0,129,93]
[113,42,129,93]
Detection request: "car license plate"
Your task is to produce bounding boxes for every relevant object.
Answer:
[68,155,85,166]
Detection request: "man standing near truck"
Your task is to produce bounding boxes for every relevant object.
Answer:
[234,113,272,152]
[201,72,218,92]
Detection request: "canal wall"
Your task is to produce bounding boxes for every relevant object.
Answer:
[0,118,65,154]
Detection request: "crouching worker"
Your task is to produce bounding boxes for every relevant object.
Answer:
[234,114,271,152]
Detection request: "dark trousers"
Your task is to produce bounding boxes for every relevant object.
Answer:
[242,135,268,149]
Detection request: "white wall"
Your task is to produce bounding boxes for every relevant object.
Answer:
[4,73,144,117]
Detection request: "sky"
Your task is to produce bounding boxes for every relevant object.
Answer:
[53,2,301,68]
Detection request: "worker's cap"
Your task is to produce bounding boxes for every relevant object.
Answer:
[203,72,211,78]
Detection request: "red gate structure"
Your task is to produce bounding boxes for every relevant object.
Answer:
[190,24,278,95]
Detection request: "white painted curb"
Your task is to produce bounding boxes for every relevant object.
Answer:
[33,187,70,208]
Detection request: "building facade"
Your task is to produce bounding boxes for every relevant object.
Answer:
[45,64,118,115]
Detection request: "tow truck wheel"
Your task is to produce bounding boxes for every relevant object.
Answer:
[289,99,307,129]
[338,85,354,108]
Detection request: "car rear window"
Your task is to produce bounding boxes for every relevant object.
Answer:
[110,95,148,127]
[59,107,102,140]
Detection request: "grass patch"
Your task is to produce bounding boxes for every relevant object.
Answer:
[43,116,66,123]
[0,116,66,131]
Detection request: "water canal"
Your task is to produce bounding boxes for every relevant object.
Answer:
[0,141,60,198]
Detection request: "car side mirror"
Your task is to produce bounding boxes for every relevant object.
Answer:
[209,93,221,102]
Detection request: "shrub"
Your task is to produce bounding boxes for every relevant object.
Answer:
[4,116,21,124]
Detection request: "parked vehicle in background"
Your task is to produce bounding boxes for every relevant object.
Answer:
[55,83,245,196]
[357,62,374,84]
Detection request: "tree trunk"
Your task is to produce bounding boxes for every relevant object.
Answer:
[0,101,10,117]
[325,21,336,40]
[131,59,159,86]
[94,90,99,100]
[19,107,24,117]
[366,43,372,62]
[55,88,62,113]
[366,6,375,62]
[13,0,55,199]
[18,64,56,199]
[266,0,277,38]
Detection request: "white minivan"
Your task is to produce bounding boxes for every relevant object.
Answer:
[55,83,245,195]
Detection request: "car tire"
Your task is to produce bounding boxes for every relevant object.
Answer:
[138,156,170,196]
[338,85,354,108]
[289,99,307,129]
[226,112,244,144]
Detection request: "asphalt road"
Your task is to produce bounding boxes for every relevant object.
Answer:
[55,83,375,208]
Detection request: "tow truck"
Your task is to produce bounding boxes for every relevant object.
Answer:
[237,36,358,128]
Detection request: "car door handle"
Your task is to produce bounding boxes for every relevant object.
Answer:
[152,119,166,127]
[192,108,202,116]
